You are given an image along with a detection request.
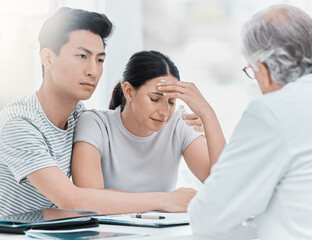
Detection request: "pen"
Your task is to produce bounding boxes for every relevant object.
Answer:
[130,213,166,219]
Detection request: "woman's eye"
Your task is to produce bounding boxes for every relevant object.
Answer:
[78,54,86,59]
[169,101,175,105]
[150,98,159,102]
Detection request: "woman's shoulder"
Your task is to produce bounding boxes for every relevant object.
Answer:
[169,108,186,125]
[78,108,119,125]
[160,108,187,134]
[81,108,118,118]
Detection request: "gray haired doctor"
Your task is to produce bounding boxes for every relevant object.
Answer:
[188,4,312,240]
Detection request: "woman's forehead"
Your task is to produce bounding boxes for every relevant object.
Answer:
[144,75,178,86]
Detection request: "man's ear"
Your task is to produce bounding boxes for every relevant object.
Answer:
[122,82,135,103]
[257,62,273,89]
[40,48,55,72]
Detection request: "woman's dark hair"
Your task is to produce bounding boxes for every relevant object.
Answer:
[109,50,180,111]
[38,7,113,76]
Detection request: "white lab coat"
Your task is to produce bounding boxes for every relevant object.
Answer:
[188,74,312,240]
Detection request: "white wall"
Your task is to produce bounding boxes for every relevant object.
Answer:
[98,0,143,109]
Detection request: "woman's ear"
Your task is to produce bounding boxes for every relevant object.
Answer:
[40,48,55,72]
[122,82,135,103]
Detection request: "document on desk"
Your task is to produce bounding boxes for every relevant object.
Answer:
[26,229,147,239]
[96,212,189,228]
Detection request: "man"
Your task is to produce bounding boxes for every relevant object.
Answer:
[188,4,312,240]
[0,7,196,216]
[0,7,112,216]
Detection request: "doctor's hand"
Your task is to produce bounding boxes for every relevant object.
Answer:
[157,80,211,120]
[161,187,196,212]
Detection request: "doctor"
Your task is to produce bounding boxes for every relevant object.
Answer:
[158,4,312,240]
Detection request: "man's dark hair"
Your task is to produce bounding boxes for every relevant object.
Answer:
[39,7,113,55]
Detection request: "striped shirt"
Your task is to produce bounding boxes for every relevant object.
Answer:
[0,93,84,216]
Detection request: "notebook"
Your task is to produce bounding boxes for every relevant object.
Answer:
[0,208,100,234]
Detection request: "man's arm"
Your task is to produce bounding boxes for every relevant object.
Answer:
[2,117,195,215]
[27,166,196,214]
[188,100,290,236]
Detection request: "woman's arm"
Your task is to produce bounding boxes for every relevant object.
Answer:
[72,142,104,189]
[70,141,196,214]
[157,80,226,178]
[183,136,210,182]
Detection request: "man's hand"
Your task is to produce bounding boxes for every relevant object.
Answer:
[161,187,196,212]
[179,105,204,133]
[183,113,204,133]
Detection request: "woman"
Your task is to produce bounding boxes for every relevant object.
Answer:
[72,50,225,214]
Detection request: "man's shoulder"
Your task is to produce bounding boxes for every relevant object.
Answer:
[0,93,42,131]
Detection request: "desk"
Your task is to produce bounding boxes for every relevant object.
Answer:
[0,222,257,240]
[0,224,189,240]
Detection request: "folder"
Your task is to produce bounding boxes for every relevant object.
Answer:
[0,208,100,234]
[96,212,190,228]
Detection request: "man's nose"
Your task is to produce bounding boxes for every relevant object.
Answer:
[86,60,98,78]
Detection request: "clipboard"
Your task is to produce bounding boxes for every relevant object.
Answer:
[97,212,190,228]
[0,208,100,234]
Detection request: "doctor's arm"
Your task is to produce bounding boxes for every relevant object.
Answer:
[188,101,290,237]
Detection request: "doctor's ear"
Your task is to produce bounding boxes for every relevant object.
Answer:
[122,82,136,103]
[257,62,283,93]
[257,62,273,88]
[40,48,55,72]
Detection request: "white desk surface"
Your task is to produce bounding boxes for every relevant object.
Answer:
[0,222,257,240]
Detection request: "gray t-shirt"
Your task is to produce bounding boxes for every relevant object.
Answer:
[0,93,84,216]
[74,106,202,193]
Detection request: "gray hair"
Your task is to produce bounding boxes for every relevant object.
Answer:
[242,4,312,85]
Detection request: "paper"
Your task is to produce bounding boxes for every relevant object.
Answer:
[25,229,147,239]
[96,212,189,228]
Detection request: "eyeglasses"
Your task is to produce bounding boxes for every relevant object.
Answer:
[242,65,255,79]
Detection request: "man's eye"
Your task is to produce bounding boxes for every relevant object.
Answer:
[78,54,86,59]
[150,98,159,102]
[169,101,175,105]
[97,59,104,63]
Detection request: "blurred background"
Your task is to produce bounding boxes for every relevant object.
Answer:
[1,0,311,188]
